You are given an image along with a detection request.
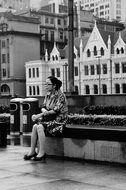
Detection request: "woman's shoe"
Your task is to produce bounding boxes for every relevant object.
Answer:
[33,154,46,161]
[24,152,37,160]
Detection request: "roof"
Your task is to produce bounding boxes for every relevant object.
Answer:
[0,12,40,24]
[58,35,90,58]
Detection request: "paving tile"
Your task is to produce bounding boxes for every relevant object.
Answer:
[0,138,126,190]
[8,179,118,190]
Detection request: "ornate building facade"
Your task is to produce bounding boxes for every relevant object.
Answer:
[25,22,126,97]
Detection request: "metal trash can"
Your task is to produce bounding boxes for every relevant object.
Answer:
[23,98,39,133]
[0,121,7,147]
[10,98,24,135]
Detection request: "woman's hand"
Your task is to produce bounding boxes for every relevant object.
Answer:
[42,110,49,116]
[32,113,44,121]
[41,108,47,113]
[31,114,37,122]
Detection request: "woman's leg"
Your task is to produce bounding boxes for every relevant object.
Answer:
[27,123,38,155]
[36,124,46,157]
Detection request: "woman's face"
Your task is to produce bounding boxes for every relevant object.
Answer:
[45,78,55,92]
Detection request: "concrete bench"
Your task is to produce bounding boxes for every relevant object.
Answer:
[45,124,126,164]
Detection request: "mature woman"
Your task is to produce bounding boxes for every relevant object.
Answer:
[24,76,68,161]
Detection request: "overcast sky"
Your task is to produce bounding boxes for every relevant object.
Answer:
[30,0,50,8]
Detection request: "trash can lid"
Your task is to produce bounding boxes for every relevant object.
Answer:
[23,98,38,102]
[10,98,24,103]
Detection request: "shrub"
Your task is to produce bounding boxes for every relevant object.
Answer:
[83,105,126,115]
[67,114,126,128]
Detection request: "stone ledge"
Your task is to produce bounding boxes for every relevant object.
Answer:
[63,124,126,142]
[45,137,126,164]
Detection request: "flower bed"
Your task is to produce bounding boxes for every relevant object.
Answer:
[67,114,126,129]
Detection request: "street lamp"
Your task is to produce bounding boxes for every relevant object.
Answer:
[96,55,101,95]
[110,58,112,94]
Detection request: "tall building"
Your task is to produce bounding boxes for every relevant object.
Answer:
[0,12,40,97]
[76,0,126,22]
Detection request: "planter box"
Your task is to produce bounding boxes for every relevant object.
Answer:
[45,124,126,164]
[64,124,126,142]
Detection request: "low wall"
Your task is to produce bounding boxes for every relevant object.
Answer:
[45,137,126,164]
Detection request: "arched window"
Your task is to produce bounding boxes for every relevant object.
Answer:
[33,86,35,95]
[87,49,91,57]
[37,86,40,95]
[85,85,90,94]
[1,84,10,95]
[102,84,107,94]
[115,83,120,94]
[55,55,58,60]
[29,86,32,95]
[52,55,55,61]
[94,84,98,94]
[116,48,120,54]
[94,46,97,56]
[100,47,104,56]
[122,83,126,93]
[121,47,124,54]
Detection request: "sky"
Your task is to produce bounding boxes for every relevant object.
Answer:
[30,0,50,8]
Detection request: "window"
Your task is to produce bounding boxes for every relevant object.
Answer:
[50,31,54,41]
[29,68,31,78]
[102,84,107,94]
[45,30,48,41]
[59,31,63,40]
[33,68,35,77]
[87,49,91,57]
[115,63,120,73]
[122,83,126,93]
[116,48,120,54]
[58,19,61,25]
[115,83,120,93]
[75,85,78,93]
[96,64,101,74]
[45,17,49,24]
[7,53,10,63]
[1,40,6,48]
[85,85,90,94]
[52,55,55,61]
[55,55,58,60]
[29,86,32,95]
[84,65,89,75]
[100,47,104,56]
[36,68,39,77]
[94,84,98,94]
[2,68,6,77]
[122,62,126,73]
[37,86,40,95]
[121,47,124,54]
[2,54,6,63]
[94,46,97,56]
[103,64,107,74]
[33,86,35,95]
[56,68,60,77]
[90,65,95,75]
[51,68,55,76]
[74,66,78,76]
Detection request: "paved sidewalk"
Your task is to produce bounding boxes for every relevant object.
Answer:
[0,136,126,190]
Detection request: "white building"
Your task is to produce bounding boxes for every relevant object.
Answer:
[25,22,126,96]
[77,0,126,22]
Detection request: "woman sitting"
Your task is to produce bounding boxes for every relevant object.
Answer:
[24,76,68,161]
